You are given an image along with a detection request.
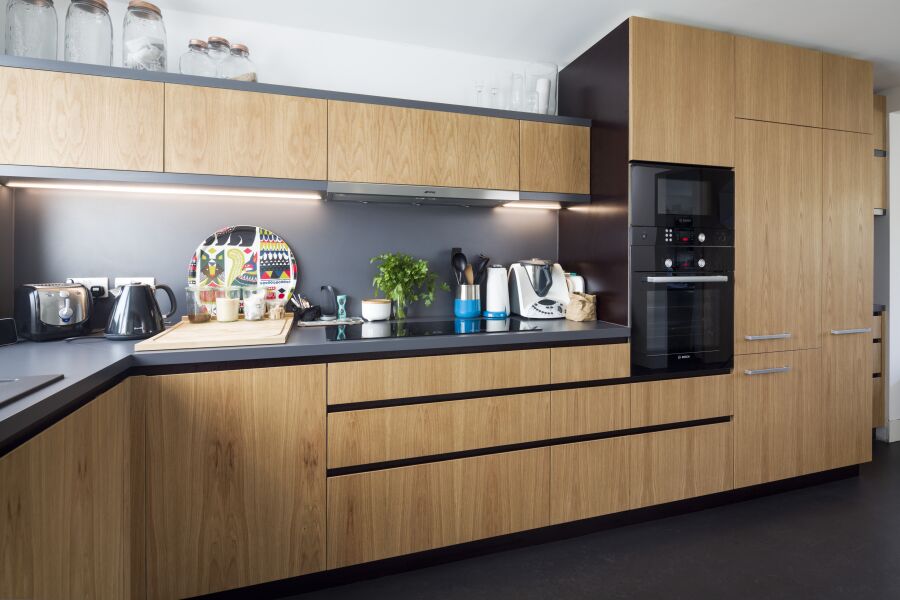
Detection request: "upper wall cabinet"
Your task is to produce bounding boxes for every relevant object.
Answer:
[0,67,163,171]
[735,37,822,127]
[164,84,327,180]
[520,121,590,195]
[823,54,874,134]
[874,94,887,151]
[629,17,735,167]
[328,101,519,190]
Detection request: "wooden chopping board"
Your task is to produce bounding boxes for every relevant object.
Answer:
[134,316,293,352]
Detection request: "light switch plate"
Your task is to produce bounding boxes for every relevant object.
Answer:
[114,276,155,288]
[67,276,109,298]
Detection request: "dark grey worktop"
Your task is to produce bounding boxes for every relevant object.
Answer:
[0,55,591,127]
[0,318,628,453]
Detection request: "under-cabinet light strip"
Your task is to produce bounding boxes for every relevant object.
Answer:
[501,202,562,210]
[4,180,323,201]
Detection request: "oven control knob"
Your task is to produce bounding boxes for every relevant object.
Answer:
[697,258,707,268]
[664,258,673,268]
[698,232,706,243]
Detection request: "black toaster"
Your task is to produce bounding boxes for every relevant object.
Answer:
[14,283,94,341]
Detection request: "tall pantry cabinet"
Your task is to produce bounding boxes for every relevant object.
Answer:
[732,37,874,486]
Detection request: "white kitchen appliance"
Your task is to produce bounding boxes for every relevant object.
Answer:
[483,265,510,319]
[508,259,570,319]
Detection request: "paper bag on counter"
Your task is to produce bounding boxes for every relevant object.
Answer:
[565,292,596,322]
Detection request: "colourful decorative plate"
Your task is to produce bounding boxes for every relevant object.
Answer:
[188,225,298,302]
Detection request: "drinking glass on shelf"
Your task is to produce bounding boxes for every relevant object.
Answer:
[509,73,524,111]
[472,80,486,107]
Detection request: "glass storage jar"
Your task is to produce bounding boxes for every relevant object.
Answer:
[206,35,230,74]
[179,38,216,77]
[5,0,58,60]
[64,0,112,66]
[218,43,257,82]
[122,0,166,71]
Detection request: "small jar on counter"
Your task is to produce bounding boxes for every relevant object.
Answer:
[218,43,257,82]
[122,0,167,71]
[64,0,112,66]
[179,38,216,77]
[206,35,231,74]
[6,0,58,60]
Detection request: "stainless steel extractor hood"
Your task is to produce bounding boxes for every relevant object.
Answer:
[326,181,589,208]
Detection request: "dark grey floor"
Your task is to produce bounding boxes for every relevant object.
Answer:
[294,442,900,600]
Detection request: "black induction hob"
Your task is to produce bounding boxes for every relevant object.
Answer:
[325,318,540,341]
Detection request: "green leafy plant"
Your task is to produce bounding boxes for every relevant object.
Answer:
[370,252,450,320]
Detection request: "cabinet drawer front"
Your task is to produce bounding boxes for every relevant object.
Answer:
[327,448,550,568]
[873,314,883,340]
[873,341,882,375]
[629,422,733,508]
[631,375,733,428]
[550,343,630,384]
[520,121,590,194]
[550,385,630,438]
[733,350,820,488]
[873,155,887,210]
[550,438,630,524]
[0,67,163,171]
[328,100,519,190]
[327,349,550,405]
[873,376,885,428]
[328,392,550,468]
[164,84,327,179]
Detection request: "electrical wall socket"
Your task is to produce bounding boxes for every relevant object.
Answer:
[114,276,156,288]
[66,277,109,298]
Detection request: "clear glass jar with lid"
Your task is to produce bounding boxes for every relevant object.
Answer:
[179,38,216,77]
[206,35,231,73]
[122,0,166,71]
[219,43,257,82]
[5,0,58,60]
[64,0,112,66]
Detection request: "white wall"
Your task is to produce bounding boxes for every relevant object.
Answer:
[1,0,537,107]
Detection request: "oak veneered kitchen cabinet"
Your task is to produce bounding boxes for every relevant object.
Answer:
[823,129,873,331]
[734,120,822,354]
[549,342,630,384]
[823,54,874,134]
[629,17,735,167]
[873,94,887,151]
[328,100,519,190]
[629,422,733,508]
[733,349,820,488]
[327,392,551,468]
[326,349,550,405]
[630,374,733,428]
[327,448,550,568]
[735,37,822,127]
[0,67,163,171]
[520,121,590,194]
[809,333,872,471]
[550,438,630,523]
[164,84,327,179]
[144,365,326,599]
[550,384,630,438]
[0,380,143,600]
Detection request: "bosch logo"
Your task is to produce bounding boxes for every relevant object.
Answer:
[677,354,691,360]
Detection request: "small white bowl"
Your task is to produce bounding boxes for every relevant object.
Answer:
[361,298,392,321]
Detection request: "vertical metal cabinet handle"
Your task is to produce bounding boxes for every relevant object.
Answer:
[830,328,872,335]
[743,366,791,376]
[744,333,792,341]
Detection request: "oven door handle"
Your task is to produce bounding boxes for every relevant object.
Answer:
[644,275,730,283]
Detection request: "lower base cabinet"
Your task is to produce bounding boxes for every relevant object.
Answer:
[327,448,551,568]
[550,437,630,523]
[142,366,326,600]
[0,381,143,600]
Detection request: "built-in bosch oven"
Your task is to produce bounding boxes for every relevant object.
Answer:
[630,163,735,375]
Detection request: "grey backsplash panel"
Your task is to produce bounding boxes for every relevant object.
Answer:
[0,187,13,318]
[13,189,558,319]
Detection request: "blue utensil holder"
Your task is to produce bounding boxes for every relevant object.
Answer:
[454,285,481,319]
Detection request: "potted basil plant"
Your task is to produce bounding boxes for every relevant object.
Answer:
[369,252,449,320]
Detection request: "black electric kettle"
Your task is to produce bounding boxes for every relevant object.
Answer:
[105,283,177,340]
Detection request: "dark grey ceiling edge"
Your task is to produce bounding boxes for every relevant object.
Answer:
[0,164,328,192]
[0,55,592,127]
